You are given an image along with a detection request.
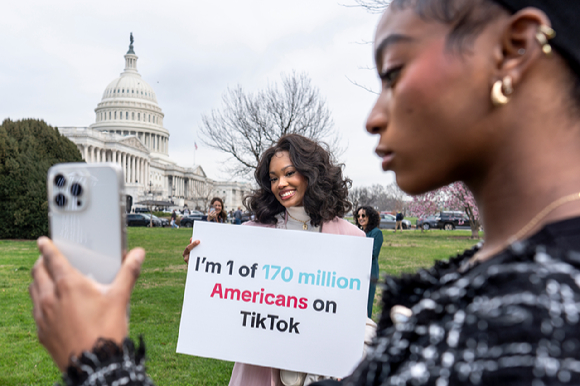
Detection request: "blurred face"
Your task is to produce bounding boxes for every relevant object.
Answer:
[366,7,504,195]
[357,209,369,229]
[212,201,222,212]
[269,151,308,208]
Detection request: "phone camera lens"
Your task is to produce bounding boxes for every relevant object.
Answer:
[55,194,67,207]
[70,183,83,197]
[54,174,66,187]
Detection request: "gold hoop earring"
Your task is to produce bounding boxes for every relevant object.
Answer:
[491,76,513,107]
[536,25,556,55]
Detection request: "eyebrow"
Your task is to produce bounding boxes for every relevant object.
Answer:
[269,165,294,174]
[374,34,415,63]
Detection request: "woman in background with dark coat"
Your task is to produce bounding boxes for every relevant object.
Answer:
[355,206,383,318]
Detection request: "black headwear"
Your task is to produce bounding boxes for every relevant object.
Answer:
[491,0,580,77]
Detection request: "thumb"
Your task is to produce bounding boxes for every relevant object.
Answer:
[110,247,145,301]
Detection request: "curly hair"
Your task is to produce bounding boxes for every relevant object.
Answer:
[210,197,228,223]
[245,134,352,227]
[355,206,381,232]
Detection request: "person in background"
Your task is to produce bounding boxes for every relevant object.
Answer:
[394,210,403,232]
[206,197,227,223]
[233,206,243,225]
[354,206,383,318]
[170,209,178,229]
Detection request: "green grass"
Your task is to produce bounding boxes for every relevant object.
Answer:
[0,228,480,385]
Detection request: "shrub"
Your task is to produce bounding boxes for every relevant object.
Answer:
[0,119,83,239]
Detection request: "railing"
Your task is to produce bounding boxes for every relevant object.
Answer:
[58,126,123,141]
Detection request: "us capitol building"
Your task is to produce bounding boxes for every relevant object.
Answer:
[59,36,251,211]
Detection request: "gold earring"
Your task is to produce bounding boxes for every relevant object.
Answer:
[536,25,556,55]
[491,76,513,107]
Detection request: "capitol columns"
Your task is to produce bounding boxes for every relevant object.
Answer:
[130,155,135,184]
[120,153,125,182]
[146,161,150,189]
[135,156,139,184]
[139,157,142,185]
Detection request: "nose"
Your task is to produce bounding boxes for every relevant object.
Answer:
[277,176,288,189]
[365,95,388,135]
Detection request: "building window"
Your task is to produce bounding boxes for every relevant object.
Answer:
[132,90,134,93]
[126,112,129,119]
[138,113,140,121]
[114,111,117,119]
[132,112,135,120]
[122,89,124,93]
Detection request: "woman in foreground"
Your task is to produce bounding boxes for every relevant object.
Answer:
[354,206,383,318]
[29,0,580,384]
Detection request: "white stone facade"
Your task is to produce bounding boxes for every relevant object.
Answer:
[60,37,252,211]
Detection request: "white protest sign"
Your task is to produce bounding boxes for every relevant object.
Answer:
[176,221,373,377]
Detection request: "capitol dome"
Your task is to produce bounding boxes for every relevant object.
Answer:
[102,74,158,104]
[90,34,170,159]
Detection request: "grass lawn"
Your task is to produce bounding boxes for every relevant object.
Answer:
[0,227,481,385]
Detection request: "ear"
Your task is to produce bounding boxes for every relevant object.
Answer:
[498,7,552,85]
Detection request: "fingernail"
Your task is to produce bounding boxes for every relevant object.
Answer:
[37,237,47,248]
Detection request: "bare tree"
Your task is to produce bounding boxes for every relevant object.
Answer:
[351,0,390,13]
[192,181,215,211]
[384,182,406,211]
[200,72,341,178]
[350,182,408,212]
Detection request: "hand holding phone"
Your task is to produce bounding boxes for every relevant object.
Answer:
[30,237,145,371]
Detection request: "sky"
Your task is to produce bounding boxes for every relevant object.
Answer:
[1,0,396,187]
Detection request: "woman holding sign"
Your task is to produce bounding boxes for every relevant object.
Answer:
[185,134,366,386]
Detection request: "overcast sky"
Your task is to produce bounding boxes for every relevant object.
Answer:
[1,0,396,187]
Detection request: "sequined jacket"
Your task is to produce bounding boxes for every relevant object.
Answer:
[338,217,580,386]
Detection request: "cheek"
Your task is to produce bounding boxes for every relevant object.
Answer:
[387,43,490,193]
[395,41,471,124]
[295,175,308,192]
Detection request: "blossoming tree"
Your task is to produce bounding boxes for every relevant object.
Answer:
[409,182,481,238]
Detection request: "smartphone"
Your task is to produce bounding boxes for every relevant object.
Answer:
[209,207,216,213]
[47,163,126,284]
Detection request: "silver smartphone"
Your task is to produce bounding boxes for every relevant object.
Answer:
[47,163,126,284]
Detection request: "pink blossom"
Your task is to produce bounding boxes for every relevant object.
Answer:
[410,182,480,237]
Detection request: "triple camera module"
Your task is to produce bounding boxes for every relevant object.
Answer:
[52,173,85,210]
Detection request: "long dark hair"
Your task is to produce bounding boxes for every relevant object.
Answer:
[355,206,380,232]
[245,134,352,227]
[210,197,228,223]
